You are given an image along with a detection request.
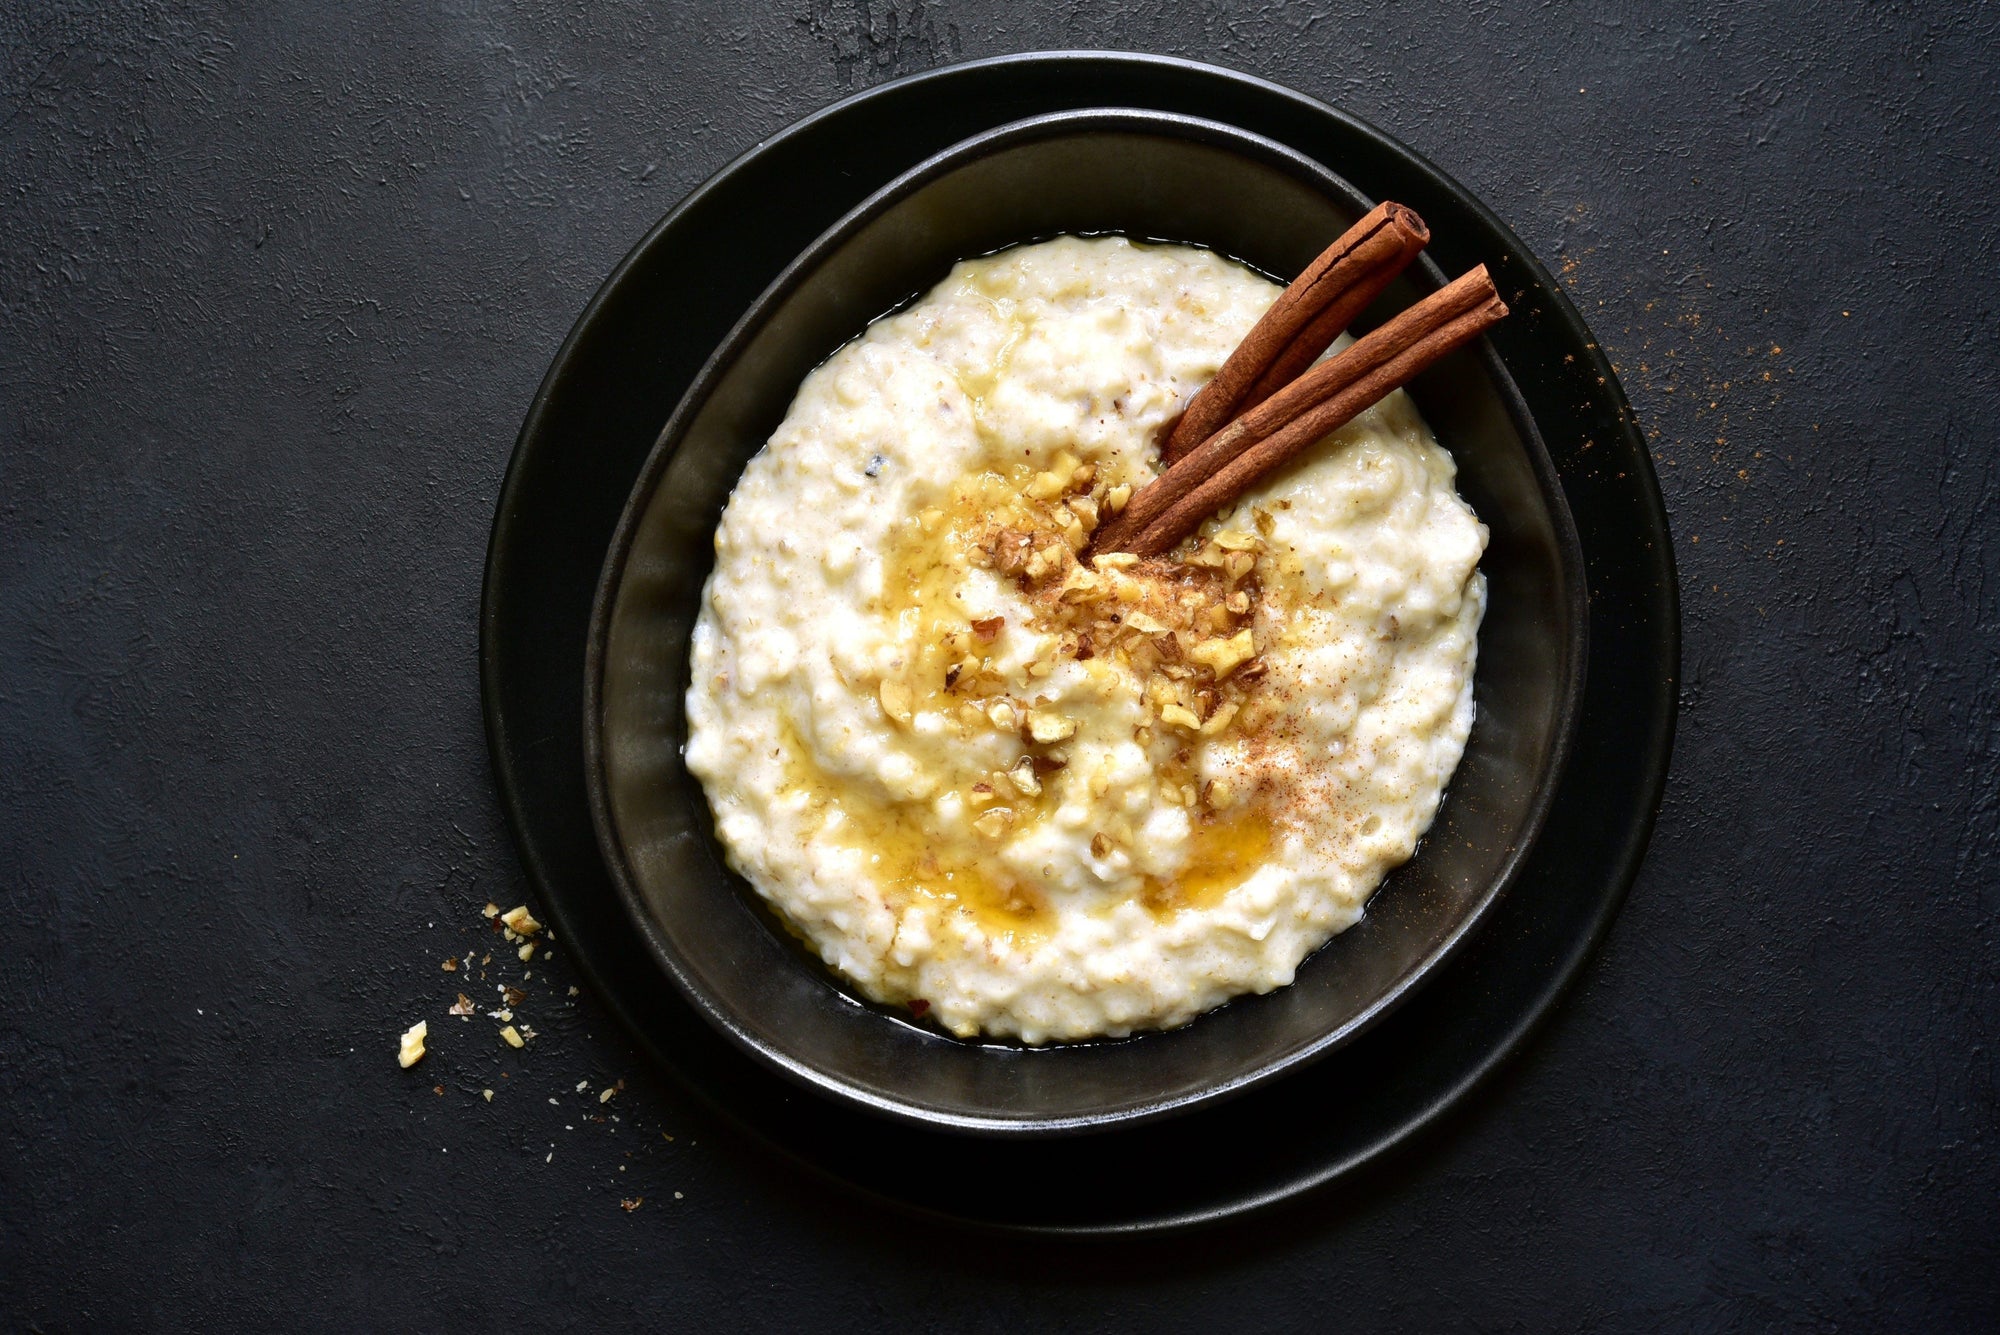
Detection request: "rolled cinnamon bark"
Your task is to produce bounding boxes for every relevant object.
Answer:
[1100,265,1508,559]
[1157,201,1430,467]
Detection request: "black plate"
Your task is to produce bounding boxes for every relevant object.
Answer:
[481,52,1677,1233]
[585,109,1585,1133]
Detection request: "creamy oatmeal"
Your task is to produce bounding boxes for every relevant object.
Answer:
[684,236,1487,1043]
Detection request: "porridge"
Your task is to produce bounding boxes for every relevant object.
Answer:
[683,235,1488,1043]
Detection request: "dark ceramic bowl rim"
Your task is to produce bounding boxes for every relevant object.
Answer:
[583,107,1588,1136]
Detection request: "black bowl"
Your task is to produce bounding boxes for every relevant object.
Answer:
[585,108,1586,1135]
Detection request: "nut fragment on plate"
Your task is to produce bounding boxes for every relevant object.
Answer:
[683,236,1487,1044]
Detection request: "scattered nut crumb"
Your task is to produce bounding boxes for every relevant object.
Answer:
[620,1197,644,1212]
[499,1025,525,1049]
[500,905,541,937]
[518,943,535,962]
[481,903,499,919]
[482,1089,493,1101]
[448,993,475,1017]
[441,958,457,972]
[397,1020,428,1069]
[599,1086,617,1104]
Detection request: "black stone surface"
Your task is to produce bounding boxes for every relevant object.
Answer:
[3,3,1994,1329]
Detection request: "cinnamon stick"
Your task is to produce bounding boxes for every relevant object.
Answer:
[1158,202,1430,467]
[1098,266,1508,559]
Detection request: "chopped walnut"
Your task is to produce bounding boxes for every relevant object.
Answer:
[1026,710,1077,743]
[972,808,1017,839]
[397,1021,428,1069]
[1006,757,1043,798]
[991,529,1034,575]
[499,1025,525,1049]
[500,906,541,937]
[1189,629,1257,678]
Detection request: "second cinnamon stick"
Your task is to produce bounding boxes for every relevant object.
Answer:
[1102,265,1509,558]
[1158,202,1430,466]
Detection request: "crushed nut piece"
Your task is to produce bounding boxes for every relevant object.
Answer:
[449,993,475,1017]
[972,808,1017,839]
[1189,629,1257,677]
[499,1025,525,1048]
[1026,710,1077,743]
[1106,483,1132,514]
[1160,703,1203,732]
[1212,529,1261,552]
[1090,832,1111,858]
[599,1086,617,1104]
[482,1089,494,1101]
[397,1021,428,1069]
[621,1197,644,1212]
[1007,757,1043,798]
[441,958,457,972]
[971,616,1005,641]
[877,676,913,724]
[481,903,500,919]
[500,906,541,937]
[518,942,535,962]
[1024,468,1068,501]
[991,529,1034,575]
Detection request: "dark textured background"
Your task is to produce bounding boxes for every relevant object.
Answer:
[4,2,1995,1328]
